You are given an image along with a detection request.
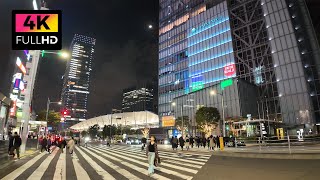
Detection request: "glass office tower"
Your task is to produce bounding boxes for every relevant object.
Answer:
[159,0,320,134]
[61,34,96,127]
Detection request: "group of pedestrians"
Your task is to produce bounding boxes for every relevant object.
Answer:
[8,132,22,159]
[170,135,222,151]
[195,135,221,150]
[39,136,75,154]
[171,135,195,151]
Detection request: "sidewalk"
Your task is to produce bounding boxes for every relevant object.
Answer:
[157,144,320,159]
[0,140,38,169]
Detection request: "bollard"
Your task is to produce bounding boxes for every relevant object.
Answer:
[258,137,261,153]
[219,137,224,151]
[287,132,291,154]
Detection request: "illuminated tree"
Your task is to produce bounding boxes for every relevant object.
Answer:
[175,116,189,135]
[141,127,150,138]
[196,107,220,137]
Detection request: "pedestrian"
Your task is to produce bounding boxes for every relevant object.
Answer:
[8,132,13,155]
[172,136,178,150]
[179,136,185,151]
[216,136,220,149]
[190,136,194,148]
[209,135,215,150]
[47,136,52,154]
[146,135,159,176]
[10,132,22,159]
[185,135,190,151]
[207,136,211,150]
[141,137,147,151]
[41,137,48,153]
[59,137,67,153]
[68,137,75,155]
[196,136,200,148]
[202,137,206,148]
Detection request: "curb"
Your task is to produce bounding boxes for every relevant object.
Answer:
[212,151,320,160]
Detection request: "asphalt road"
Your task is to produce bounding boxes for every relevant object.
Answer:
[193,155,320,180]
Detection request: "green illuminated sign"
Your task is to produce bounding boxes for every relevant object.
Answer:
[41,50,45,57]
[192,81,204,92]
[221,79,233,90]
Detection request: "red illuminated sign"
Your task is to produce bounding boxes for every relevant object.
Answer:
[10,100,17,117]
[16,57,27,74]
[224,64,236,77]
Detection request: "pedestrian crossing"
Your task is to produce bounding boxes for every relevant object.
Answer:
[0,144,211,180]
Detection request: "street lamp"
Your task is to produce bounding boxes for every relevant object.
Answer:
[148,24,153,29]
[45,98,62,134]
[41,50,70,59]
[210,90,226,137]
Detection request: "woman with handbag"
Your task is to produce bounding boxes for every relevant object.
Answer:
[146,135,159,176]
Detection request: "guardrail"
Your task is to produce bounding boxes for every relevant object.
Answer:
[229,135,320,154]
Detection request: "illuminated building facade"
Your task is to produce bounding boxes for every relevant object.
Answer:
[122,83,155,113]
[159,0,320,134]
[61,34,96,126]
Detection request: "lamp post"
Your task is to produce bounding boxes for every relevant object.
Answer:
[171,102,194,138]
[210,90,226,137]
[20,50,69,154]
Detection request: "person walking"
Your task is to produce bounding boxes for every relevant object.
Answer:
[172,136,178,150]
[179,136,185,151]
[209,135,215,150]
[41,137,48,153]
[141,137,147,151]
[47,136,52,154]
[216,136,220,149]
[68,137,75,155]
[202,137,206,148]
[207,136,211,150]
[185,135,190,151]
[190,136,194,148]
[146,136,159,176]
[59,137,67,153]
[196,136,200,148]
[8,132,13,155]
[10,132,22,159]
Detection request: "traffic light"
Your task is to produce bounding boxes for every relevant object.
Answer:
[61,108,70,117]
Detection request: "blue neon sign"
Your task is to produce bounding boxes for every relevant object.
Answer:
[188,38,232,57]
[189,49,234,67]
[189,17,229,38]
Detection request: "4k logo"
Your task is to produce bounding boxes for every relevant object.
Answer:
[12,10,62,50]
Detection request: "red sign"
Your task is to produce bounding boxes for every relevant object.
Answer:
[10,100,17,117]
[224,64,236,77]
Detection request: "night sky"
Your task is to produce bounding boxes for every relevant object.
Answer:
[0,0,319,118]
[0,0,158,118]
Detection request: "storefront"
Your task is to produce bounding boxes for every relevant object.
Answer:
[0,92,11,140]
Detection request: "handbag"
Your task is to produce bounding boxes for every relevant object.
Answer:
[154,156,161,167]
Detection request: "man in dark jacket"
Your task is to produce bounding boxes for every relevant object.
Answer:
[11,132,22,159]
[179,136,185,151]
[41,137,48,152]
[190,136,194,148]
[141,137,147,151]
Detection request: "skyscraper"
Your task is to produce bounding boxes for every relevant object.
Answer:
[159,0,320,134]
[61,34,96,127]
[122,83,155,113]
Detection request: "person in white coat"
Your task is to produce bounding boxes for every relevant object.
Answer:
[67,137,75,154]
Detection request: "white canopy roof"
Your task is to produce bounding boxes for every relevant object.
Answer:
[70,111,159,131]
